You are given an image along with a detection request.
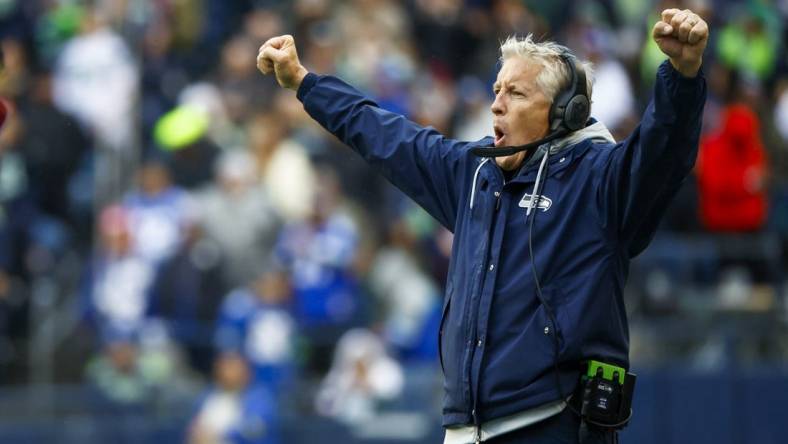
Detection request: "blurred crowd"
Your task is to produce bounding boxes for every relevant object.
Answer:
[0,0,786,442]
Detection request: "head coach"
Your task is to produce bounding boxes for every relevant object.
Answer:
[257,7,708,444]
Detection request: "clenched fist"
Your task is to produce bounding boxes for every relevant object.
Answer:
[653,8,709,78]
[257,35,309,90]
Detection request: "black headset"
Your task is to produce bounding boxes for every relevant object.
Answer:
[549,53,590,132]
[471,51,591,158]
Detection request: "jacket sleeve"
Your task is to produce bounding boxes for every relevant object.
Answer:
[297,73,467,231]
[596,61,707,257]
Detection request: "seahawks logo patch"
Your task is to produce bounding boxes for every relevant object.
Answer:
[518,193,552,212]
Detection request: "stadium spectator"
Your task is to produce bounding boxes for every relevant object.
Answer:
[195,149,281,287]
[0,101,36,383]
[188,351,280,444]
[123,159,192,266]
[87,328,198,443]
[367,208,442,362]
[80,205,153,339]
[584,30,636,137]
[214,266,296,398]
[139,16,185,151]
[148,222,228,376]
[274,167,364,373]
[153,105,221,190]
[314,328,404,425]
[715,5,780,83]
[697,103,768,232]
[17,71,91,232]
[246,109,316,223]
[178,82,234,154]
[51,6,139,200]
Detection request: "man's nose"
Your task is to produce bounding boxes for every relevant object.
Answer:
[491,94,505,115]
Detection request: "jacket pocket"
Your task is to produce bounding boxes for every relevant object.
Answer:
[548,287,580,361]
[438,294,452,375]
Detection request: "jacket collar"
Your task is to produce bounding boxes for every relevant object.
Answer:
[522,120,614,168]
[471,119,616,190]
[509,119,615,183]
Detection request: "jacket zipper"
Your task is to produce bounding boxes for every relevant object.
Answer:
[468,174,506,431]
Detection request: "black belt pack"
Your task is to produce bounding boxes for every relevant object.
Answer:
[576,360,636,430]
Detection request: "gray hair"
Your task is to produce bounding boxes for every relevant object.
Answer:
[500,34,594,103]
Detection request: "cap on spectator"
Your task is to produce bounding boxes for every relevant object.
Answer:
[153,105,209,151]
[43,3,85,42]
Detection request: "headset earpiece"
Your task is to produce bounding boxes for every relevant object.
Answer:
[549,53,590,132]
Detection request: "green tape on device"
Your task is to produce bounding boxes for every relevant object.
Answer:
[586,360,626,385]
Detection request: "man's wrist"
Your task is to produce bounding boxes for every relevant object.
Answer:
[290,67,309,91]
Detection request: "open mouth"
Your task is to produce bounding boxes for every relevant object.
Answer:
[494,126,505,147]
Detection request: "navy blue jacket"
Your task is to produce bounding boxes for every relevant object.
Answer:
[297,60,706,427]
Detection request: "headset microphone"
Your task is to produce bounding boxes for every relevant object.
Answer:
[470,128,568,158]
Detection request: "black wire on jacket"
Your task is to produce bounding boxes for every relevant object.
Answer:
[526,149,583,419]
[527,149,628,439]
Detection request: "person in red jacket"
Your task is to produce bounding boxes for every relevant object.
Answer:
[697,103,768,231]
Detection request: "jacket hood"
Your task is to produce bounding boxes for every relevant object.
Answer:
[720,104,759,145]
[523,120,616,170]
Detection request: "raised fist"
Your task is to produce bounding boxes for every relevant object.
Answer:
[652,8,709,78]
[257,35,309,91]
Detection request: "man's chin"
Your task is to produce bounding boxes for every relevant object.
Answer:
[495,153,523,171]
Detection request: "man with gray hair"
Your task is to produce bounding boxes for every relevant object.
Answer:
[257,7,708,444]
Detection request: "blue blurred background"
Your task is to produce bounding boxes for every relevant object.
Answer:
[0,0,786,443]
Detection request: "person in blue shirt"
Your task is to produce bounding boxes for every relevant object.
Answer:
[273,167,366,374]
[214,267,296,399]
[188,352,279,444]
[256,7,708,444]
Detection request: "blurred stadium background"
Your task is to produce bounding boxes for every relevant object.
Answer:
[0,0,786,443]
